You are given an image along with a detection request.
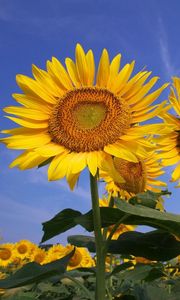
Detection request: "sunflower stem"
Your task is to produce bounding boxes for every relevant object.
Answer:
[89,171,106,300]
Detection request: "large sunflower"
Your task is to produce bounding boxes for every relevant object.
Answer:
[100,150,166,199]
[157,77,180,187]
[1,44,169,188]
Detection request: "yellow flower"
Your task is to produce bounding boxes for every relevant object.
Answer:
[0,243,15,267]
[66,245,95,270]
[1,44,169,188]
[45,244,66,263]
[30,247,47,265]
[100,151,166,198]
[157,77,180,187]
[14,240,36,259]
[99,198,135,239]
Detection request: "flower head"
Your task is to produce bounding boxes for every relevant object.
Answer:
[157,77,180,187]
[101,151,166,199]
[0,243,15,267]
[14,240,36,259]
[30,247,47,265]
[65,245,95,270]
[1,44,169,188]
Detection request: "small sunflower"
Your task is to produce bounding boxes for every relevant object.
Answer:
[157,77,180,187]
[1,44,169,188]
[66,245,94,270]
[100,151,166,199]
[45,244,66,263]
[0,243,15,267]
[30,247,47,265]
[14,240,36,259]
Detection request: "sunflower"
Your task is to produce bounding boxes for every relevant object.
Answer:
[99,198,135,239]
[0,243,15,267]
[65,245,95,270]
[157,77,180,187]
[1,44,170,188]
[100,150,166,199]
[30,247,47,265]
[45,244,66,263]
[14,239,36,259]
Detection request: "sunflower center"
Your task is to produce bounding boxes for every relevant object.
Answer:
[0,249,11,260]
[68,249,82,267]
[114,157,146,194]
[18,245,28,254]
[73,102,106,129]
[34,253,45,264]
[49,88,131,152]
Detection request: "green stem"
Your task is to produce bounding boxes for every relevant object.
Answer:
[63,274,94,300]
[89,172,106,300]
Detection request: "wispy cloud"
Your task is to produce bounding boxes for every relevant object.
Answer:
[158,17,179,78]
[0,194,51,224]
[29,167,90,200]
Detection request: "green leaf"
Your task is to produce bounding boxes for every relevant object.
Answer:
[109,262,134,277]
[133,283,170,300]
[74,202,180,239]
[143,267,165,281]
[129,190,170,209]
[41,198,180,242]
[41,209,82,243]
[67,235,96,252]
[114,200,180,238]
[0,250,74,289]
[68,230,180,261]
[108,230,180,260]
[116,264,153,282]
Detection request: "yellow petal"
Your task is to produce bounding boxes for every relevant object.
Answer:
[107,54,121,89]
[10,151,46,169]
[160,148,179,159]
[32,64,63,97]
[161,156,179,166]
[16,74,56,104]
[1,127,44,135]
[132,83,169,110]
[67,152,87,174]
[123,71,152,98]
[12,94,52,114]
[4,106,50,120]
[35,143,66,157]
[96,49,110,87]
[86,50,95,85]
[67,172,80,190]
[97,152,125,183]
[104,143,138,162]
[48,151,70,181]
[49,57,73,90]
[75,44,88,86]
[113,61,135,94]
[132,101,167,123]
[5,116,48,129]
[1,133,51,149]
[65,58,81,87]
[87,151,98,176]
[171,164,180,181]
[127,77,159,105]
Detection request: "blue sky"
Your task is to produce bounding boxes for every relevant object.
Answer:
[0,0,180,245]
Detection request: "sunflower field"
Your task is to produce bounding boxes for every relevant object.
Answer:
[0,44,180,300]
